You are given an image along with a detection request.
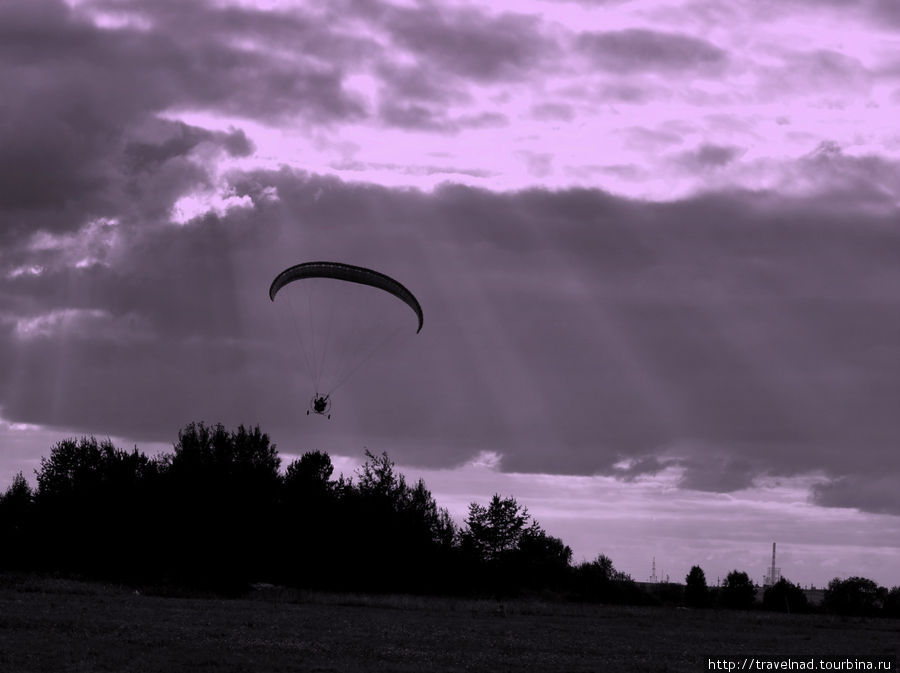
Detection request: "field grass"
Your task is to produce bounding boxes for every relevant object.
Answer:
[0,574,897,672]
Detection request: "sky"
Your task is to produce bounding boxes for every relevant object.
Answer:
[1,0,899,589]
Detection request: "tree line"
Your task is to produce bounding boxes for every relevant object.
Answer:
[1,422,898,616]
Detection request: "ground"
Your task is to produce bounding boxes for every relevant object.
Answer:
[0,575,896,672]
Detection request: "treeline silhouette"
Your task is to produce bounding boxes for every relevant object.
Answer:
[1,422,898,616]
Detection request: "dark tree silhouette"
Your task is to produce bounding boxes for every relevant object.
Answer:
[279,450,342,587]
[685,565,709,608]
[461,494,532,563]
[762,578,810,614]
[516,527,572,588]
[0,472,34,569]
[7,422,852,609]
[285,450,334,493]
[718,570,756,610]
[324,450,457,593]
[162,422,281,590]
[883,586,900,619]
[571,554,647,604]
[459,493,573,596]
[824,577,886,617]
[32,436,162,578]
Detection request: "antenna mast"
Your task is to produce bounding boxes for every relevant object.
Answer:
[764,542,781,587]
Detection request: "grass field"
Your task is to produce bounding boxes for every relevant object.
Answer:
[0,574,897,672]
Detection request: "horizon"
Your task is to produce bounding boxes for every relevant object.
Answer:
[2,427,896,590]
[2,0,900,592]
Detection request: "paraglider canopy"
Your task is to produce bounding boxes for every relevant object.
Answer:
[269,261,423,413]
[269,261,423,333]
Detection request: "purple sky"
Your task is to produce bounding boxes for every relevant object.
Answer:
[2,0,900,588]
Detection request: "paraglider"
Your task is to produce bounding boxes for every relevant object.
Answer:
[308,394,330,419]
[270,261,423,419]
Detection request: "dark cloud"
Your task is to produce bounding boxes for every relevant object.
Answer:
[577,29,727,74]
[378,101,451,132]
[87,0,378,71]
[384,6,556,82]
[676,456,759,493]
[0,0,363,244]
[812,475,900,515]
[2,0,899,522]
[221,128,255,158]
[674,143,742,170]
[792,141,900,208]
[3,168,900,516]
[124,122,255,172]
[378,102,507,133]
[376,62,468,104]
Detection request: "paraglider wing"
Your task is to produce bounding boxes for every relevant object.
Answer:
[269,261,423,333]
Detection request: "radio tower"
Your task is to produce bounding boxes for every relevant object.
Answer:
[650,557,658,583]
[764,542,781,587]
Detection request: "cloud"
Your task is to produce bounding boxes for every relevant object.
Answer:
[676,456,759,493]
[2,0,900,523]
[378,102,507,133]
[812,475,900,515]
[870,0,900,25]
[754,48,871,101]
[779,141,900,208]
[378,101,451,132]
[125,121,255,172]
[0,0,367,245]
[518,151,554,178]
[6,167,899,513]
[673,143,743,170]
[383,6,556,82]
[530,103,575,122]
[375,61,468,104]
[621,126,686,152]
[577,28,727,74]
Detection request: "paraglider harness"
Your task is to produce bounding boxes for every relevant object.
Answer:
[308,394,331,419]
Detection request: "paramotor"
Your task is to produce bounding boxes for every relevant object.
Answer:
[269,261,423,417]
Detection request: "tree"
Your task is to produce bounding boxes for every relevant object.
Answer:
[33,436,162,576]
[163,422,281,589]
[0,472,33,522]
[824,577,886,617]
[685,566,709,608]
[356,450,408,506]
[718,570,756,610]
[883,586,900,619]
[571,554,644,604]
[284,450,334,495]
[462,494,532,563]
[278,451,340,587]
[319,450,459,594]
[406,478,457,550]
[763,578,810,614]
[0,472,34,568]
